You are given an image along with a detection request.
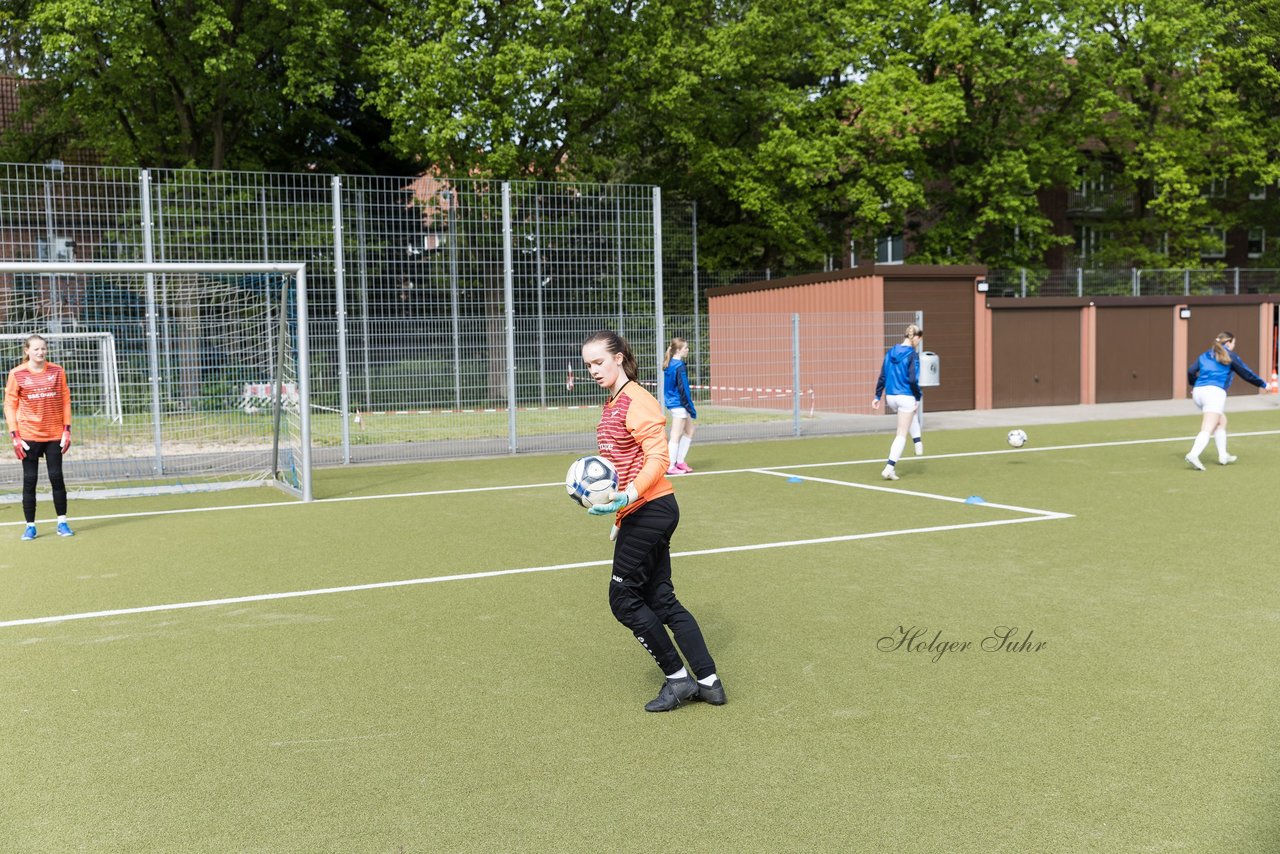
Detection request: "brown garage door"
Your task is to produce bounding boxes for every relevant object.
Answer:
[992,308,1080,407]
[1096,306,1174,402]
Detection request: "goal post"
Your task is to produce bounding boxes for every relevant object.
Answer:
[0,261,313,502]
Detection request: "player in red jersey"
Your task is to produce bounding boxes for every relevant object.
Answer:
[4,334,74,540]
[581,329,725,711]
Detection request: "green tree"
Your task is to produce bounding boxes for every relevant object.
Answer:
[0,0,412,172]
[1067,0,1280,267]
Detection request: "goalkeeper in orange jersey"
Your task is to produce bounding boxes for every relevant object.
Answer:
[581,329,725,712]
[4,334,74,540]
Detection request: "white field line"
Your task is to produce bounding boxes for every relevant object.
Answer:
[5,428,1273,529]
[0,462,1072,629]
[0,517,1063,629]
[750,469,1069,517]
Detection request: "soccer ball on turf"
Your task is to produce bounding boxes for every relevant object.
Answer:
[566,455,619,508]
[1007,429,1028,448]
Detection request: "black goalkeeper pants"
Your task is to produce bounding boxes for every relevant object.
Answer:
[608,494,717,678]
[21,441,68,524]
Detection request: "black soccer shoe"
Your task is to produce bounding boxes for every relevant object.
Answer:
[644,676,699,712]
[696,679,727,706]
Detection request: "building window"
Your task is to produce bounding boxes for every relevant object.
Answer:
[1248,227,1265,258]
[1203,179,1227,198]
[1156,232,1170,257]
[876,234,904,265]
[1075,225,1104,263]
[1249,184,1267,201]
[1202,226,1227,258]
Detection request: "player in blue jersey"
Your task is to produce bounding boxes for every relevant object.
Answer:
[872,324,925,480]
[662,337,698,474]
[1184,331,1269,470]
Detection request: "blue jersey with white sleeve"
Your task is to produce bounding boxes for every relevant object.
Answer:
[663,357,697,418]
[1188,348,1267,391]
[875,344,921,400]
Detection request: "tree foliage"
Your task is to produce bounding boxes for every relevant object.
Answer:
[4,0,1280,270]
[0,0,413,173]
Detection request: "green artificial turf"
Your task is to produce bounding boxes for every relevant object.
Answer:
[2,413,1279,852]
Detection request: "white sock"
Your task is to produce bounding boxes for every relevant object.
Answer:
[889,436,906,463]
[910,412,922,440]
[1213,428,1228,458]
[677,435,692,464]
[57,515,67,524]
[1189,432,1211,458]
[698,674,719,687]
[666,667,688,680]
[667,435,679,467]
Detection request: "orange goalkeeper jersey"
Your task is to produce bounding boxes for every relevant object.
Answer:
[597,380,674,522]
[4,361,72,442]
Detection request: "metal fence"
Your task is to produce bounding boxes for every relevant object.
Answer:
[987,267,1280,298]
[0,162,929,471]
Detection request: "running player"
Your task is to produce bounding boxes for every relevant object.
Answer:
[5,334,74,540]
[582,329,725,711]
[1184,331,1269,470]
[871,324,925,480]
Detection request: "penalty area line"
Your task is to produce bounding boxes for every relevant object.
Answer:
[0,514,1066,629]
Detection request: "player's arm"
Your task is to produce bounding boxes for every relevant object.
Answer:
[1228,352,1268,389]
[677,363,696,417]
[873,362,887,402]
[626,398,670,498]
[907,351,922,400]
[3,370,17,435]
[59,368,72,425]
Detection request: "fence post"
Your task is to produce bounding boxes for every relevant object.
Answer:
[1131,267,1138,296]
[653,187,666,406]
[331,176,351,464]
[1077,267,1083,297]
[138,169,165,475]
[1136,268,1142,296]
[692,200,701,385]
[355,189,372,410]
[1020,267,1027,298]
[448,189,461,409]
[502,182,518,454]
[1234,267,1240,295]
[1184,269,1190,296]
[792,313,801,437]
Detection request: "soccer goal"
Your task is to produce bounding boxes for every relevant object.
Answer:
[0,262,313,501]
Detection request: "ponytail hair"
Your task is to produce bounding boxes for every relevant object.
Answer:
[1212,332,1234,365]
[663,337,687,369]
[583,329,638,381]
[903,324,923,341]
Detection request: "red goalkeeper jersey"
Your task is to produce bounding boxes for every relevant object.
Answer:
[5,361,72,442]
[596,380,673,521]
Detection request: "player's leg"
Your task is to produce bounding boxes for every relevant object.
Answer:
[666,412,686,474]
[608,496,700,711]
[882,397,913,480]
[910,406,923,455]
[44,443,73,535]
[675,416,696,472]
[1213,412,1235,464]
[20,445,40,539]
[1186,389,1220,470]
[640,496,721,706]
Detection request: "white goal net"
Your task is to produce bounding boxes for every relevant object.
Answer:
[0,262,312,501]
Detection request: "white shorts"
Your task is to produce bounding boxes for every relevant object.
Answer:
[1192,386,1227,415]
[668,407,692,419]
[884,394,918,414]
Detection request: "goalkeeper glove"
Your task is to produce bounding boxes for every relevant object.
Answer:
[60,426,71,453]
[588,485,638,516]
[11,431,29,461]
